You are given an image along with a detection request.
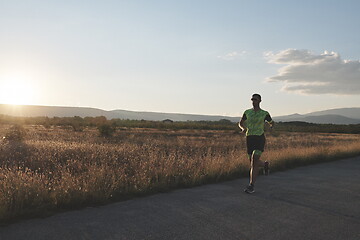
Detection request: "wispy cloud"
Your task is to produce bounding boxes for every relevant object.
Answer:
[217,51,247,60]
[265,49,360,95]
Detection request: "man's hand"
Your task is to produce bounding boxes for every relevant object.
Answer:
[238,124,247,134]
[238,119,247,134]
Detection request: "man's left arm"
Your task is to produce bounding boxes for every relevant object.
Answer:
[265,114,274,128]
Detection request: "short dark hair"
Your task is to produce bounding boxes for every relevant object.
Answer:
[251,93,261,101]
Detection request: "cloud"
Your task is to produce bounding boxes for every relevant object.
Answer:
[218,51,247,60]
[265,49,360,95]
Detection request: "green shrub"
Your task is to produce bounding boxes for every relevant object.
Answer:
[4,124,27,141]
[98,124,115,137]
[71,123,84,132]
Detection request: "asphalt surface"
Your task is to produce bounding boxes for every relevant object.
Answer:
[1,157,360,240]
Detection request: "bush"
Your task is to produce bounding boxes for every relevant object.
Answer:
[3,124,27,141]
[98,124,115,137]
[71,123,84,132]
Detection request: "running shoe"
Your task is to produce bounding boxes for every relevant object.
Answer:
[244,184,255,194]
[263,161,270,176]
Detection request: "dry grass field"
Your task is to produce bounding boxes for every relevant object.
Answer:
[1,124,360,222]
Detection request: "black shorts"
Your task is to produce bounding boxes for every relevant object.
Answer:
[246,134,266,156]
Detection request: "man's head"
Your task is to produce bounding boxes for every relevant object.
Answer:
[251,93,261,107]
[251,93,261,101]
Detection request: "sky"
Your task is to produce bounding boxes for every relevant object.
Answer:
[0,0,360,117]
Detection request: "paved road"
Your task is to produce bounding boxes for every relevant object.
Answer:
[1,157,360,240]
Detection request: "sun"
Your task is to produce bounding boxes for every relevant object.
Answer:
[0,76,36,105]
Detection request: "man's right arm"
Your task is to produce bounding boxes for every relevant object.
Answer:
[238,113,247,133]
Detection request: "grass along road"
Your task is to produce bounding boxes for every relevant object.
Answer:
[1,125,360,223]
[0,156,359,239]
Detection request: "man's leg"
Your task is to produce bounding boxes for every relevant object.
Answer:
[249,150,265,185]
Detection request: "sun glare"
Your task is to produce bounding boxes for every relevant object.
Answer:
[0,76,36,105]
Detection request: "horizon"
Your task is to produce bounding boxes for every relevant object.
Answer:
[1,1,360,117]
[1,103,360,118]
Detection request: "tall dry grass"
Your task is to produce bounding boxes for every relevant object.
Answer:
[1,125,360,222]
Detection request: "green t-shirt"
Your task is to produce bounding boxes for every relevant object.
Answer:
[242,109,273,136]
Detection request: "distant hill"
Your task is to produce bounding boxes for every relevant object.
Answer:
[1,104,359,125]
[0,104,239,122]
[303,115,360,125]
[110,109,240,122]
[305,108,360,119]
[0,105,108,118]
[273,108,360,125]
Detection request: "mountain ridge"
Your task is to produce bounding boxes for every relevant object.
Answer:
[1,104,360,125]
[273,107,360,124]
[0,104,240,122]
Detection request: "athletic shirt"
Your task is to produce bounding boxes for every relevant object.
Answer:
[242,109,273,136]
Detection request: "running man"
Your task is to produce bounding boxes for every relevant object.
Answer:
[239,93,274,194]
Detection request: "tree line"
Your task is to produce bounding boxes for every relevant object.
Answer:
[1,114,360,134]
